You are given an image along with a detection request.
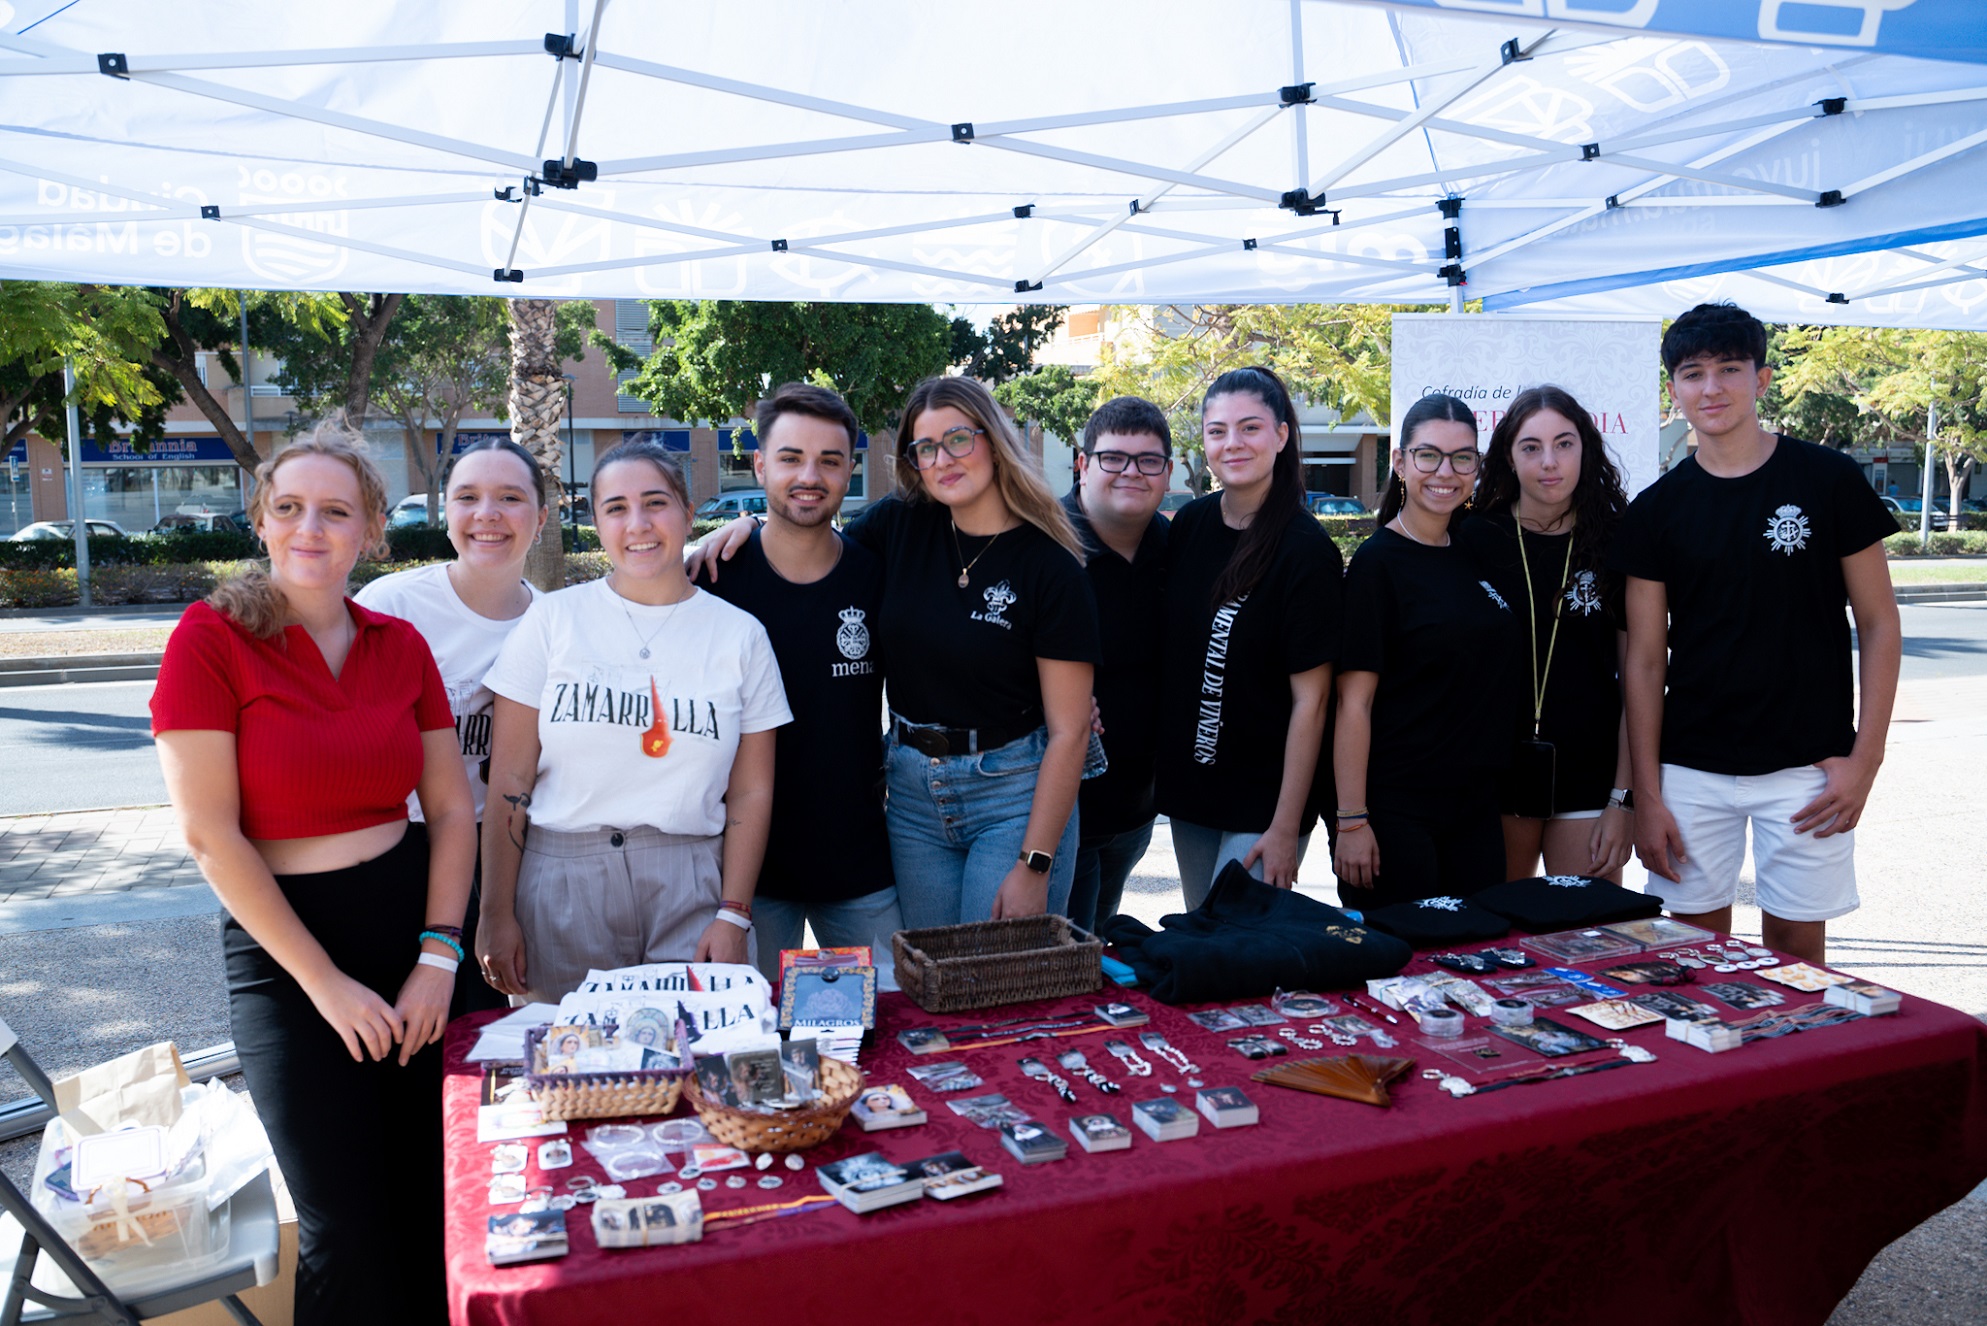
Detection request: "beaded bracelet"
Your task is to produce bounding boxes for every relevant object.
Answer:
[419,930,466,963]
[425,923,465,940]
[718,899,752,918]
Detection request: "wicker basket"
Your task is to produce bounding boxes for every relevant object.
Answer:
[684,1053,865,1153]
[892,915,1103,1013]
[525,1024,688,1122]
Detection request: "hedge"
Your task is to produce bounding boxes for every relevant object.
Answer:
[0,554,613,609]
[1884,529,1987,556]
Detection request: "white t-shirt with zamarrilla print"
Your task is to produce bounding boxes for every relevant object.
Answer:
[484,579,791,836]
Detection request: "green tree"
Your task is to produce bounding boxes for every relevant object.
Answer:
[0,283,177,453]
[375,298,514,527]
[951,306,1068,385]
[994,364,1097,448]
[1086,303,1409,491]
[597,301,954,433]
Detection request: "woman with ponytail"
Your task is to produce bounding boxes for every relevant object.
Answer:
[150,424,474,1323]
[1154,366,1342,907]
[1333,394,1518,906]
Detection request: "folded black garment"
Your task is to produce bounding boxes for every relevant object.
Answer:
[1097,861,1410,1005]
[1358,895,1511,947]
[1471,874,1662,932]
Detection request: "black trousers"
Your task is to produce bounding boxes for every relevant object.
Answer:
[1361,787,1505,908]
[400,821,508,1019]
[223,828,445,1326]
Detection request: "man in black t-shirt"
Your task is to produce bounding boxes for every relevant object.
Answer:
[1063,397,1172,932]
[696,383,900,985]
[1612,303,1900,965]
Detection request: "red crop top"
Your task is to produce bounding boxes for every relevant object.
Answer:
[151,600,454,840]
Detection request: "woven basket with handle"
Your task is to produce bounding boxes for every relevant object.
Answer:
[684,1053,864,1153]
[891,915,1103,1013]
[525,1024,688,1122]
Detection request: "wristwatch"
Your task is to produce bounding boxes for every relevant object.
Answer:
[1607,788,1634,811]
[1019,849,1054,875]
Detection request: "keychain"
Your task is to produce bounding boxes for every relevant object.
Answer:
[1104,1038,1153,1076]
[1057,1049,1121,1094]
[1018,1056,1078,1103]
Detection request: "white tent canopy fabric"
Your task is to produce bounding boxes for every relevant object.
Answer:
[0,0,1981,326]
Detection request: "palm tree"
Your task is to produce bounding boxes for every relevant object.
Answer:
[508,298,567,590]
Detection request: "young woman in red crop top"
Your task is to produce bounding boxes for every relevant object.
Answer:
[150,428,474,1326]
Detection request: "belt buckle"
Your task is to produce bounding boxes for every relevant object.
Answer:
[900,723,947,758]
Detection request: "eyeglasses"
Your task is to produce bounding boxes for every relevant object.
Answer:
[1406,445,1480,475]
[907,427,985,470]
[1089,449,1170,476]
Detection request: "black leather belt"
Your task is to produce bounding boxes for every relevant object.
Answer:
[891,714,1033,758]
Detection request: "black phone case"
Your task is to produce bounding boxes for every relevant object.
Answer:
[1510,738,1556,820]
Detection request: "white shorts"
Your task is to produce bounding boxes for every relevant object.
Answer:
[1653,763,1859,923]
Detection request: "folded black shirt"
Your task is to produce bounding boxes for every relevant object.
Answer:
[1471,874,1662,932]
[1097,862,1410,1004]
[1359,895,1511,947]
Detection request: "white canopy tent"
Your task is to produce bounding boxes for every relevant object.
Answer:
[0,0,1980,325]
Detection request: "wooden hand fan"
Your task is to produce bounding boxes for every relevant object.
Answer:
[1250,1055,1416,1107]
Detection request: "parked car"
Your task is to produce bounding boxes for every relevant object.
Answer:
[1891,497,1954,530]
[9,519,128,541]
[151,507,242,533]
[389,494,436,528]
[695,491,768,520]
[1307,494,1370,516]
[1157,491,1195,519]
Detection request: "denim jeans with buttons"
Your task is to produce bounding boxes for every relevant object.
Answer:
[885,725,1078,929]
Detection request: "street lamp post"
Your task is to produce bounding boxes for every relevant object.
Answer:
[1920,393,1938,550]
[562,374,578,535]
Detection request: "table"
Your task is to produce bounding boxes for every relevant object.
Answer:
[445,945,1987,1326]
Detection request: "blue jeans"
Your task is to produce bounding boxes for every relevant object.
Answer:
[1067,820,1155,933]
[752,887,906,991]
[1171,819,1312,910]
[886,725,1078,929]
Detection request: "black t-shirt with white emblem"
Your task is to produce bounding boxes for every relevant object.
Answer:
[1608,438,1895,776]
[1063,491,1169,837]
[1458,512,1623,806]
[1339,526,1521,793]
[699,528,893,904]
[1154,495,1343,835]
[845,495,1100,733]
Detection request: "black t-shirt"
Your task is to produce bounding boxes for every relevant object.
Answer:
[1458,512,1623,795]
[845,496,1100,733]
[1609,437,1895,776]
[1063,491,1169,837]
[699,529,894,904]
[1154,495,1343,835]
[1339,526,1521,793]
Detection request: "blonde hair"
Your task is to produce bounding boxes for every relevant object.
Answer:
[208,419,390,640]
[894,376,1085,564]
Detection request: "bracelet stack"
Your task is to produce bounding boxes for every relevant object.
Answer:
[715,899,753,931]
[1336,807,1371,834]
[419,928,466,963]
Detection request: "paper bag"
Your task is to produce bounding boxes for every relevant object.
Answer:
[52,1042,191,1135]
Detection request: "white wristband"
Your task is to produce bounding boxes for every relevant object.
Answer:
[417,952,460,974]
[714,908,752,931]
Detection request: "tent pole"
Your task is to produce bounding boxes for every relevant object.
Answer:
[1920,393,1937,549]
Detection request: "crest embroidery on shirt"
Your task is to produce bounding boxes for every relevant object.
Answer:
[1763,503,1811,555]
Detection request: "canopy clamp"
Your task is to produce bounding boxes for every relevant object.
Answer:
[1500,38,1528,65]
[1826,292,1850,304]
[494,186,518,202]
[1015,279,1043,292]
[96,53,128,79]
[493,269,525,283]
[1440,264,1467,288]
[952,123,974,143]
[770,239,788,252]
[1581,143,1601,161]
[544,33,578,59]
[1280,187,1325,216]
[1280,83,1314,106]
[1243,237,1258,250]
[1817,189,1846,207]
[1606,194,1623,209]
[1012,204,1034,219]
[199,205,219,220]
[540,158,597,189]
[1817,97,1847,116]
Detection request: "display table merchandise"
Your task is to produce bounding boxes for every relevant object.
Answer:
[443,940,1987,1326]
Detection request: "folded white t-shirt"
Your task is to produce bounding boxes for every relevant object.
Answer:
[484,580,791,836]
[354,561,539,821]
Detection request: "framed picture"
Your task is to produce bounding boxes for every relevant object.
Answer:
[780,965,877,1030]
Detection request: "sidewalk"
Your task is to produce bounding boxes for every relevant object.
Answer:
[0,806,203,900]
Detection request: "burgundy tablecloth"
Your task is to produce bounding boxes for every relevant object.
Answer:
[445,945,1987,1326]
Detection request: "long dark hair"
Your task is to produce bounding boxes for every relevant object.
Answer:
[441,435,548,507]
[1205,366,1304,607]
[1476,385,1628,579]
[1377,393,1477,532]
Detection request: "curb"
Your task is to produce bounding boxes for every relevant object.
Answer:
[1894,585,1987,604]
[0,651,163,687]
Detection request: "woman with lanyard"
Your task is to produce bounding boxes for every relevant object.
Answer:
[1154,366,1341,907]
[479,437,790,1003]
[1459,385,1634,880]
[354,436,546,1014]
[150,427,474,1324]
[694,377,1099,927]
[1334,394,1519,906]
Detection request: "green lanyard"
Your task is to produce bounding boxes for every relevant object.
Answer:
[1515,525,1576,740]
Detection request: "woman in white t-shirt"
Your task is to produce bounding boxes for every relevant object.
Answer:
[479,438,791,1003]
[354,436,545,1014]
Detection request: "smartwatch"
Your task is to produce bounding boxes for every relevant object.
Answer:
[1019,849,1054,875]
[1607,788,1634,811]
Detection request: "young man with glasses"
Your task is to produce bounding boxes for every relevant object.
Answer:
[1612,303,1900,965]
[694,383,902,984]
[1062,396,1174,931]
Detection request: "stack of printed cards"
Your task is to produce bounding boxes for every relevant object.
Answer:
[592,1191,703,1249]
[1094,1002,1149,1028]
[999,1119,1068,1165]
[1195,1086,1259,1128]
[1131,1096,1200,1142]
[1069,1112,1133,1153]
[486,1209,568,1265]
[906,1060,983,1093]
[946,1093,1030,1129]
[1755,962,1856,993]
[851,1084,928,1132]
[1187,1008,1249,1033]
[1825,981,1902,1016]
[816,1152,925,1213]
[1665,1016,1741,1053]
[1565,999,1664,1032]
[912,1150,1004,1199]
[1701,982,1784,1010]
